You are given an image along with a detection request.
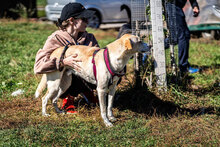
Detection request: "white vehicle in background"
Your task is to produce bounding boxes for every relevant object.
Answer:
[184,0,220,40]
[45,0,131,28]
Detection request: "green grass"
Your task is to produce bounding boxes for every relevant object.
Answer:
[164,38,220,109]
[189,39,220,87]
[0,21,56,99]
[0,21,219,146]
[0,117,152,146]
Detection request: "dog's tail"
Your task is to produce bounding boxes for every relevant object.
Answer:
[35,74,47,98]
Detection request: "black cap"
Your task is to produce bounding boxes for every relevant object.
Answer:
[60,3,95,23]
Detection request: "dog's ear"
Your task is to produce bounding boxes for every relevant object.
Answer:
[125,38,132,50]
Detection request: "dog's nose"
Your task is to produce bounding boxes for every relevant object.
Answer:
[139,43,151,53]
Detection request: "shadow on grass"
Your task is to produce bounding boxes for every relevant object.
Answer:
[114,85,219,118]
[199,64,220,71]
[167,64,220,97]
[188,81,220,96]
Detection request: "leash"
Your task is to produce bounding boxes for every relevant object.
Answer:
[92,47,125,86]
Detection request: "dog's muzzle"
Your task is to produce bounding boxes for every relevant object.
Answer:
[139,42,151,54]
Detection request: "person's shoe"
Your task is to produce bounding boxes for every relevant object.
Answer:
[66,110,78,114]
[66,105,75,110]
[61,95,77,114]
[188,67,200,73]
[66,105,77,114]
[61,98,68,109]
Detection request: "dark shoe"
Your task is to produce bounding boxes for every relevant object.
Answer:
[66,110,78,114]
[179,71,189,79]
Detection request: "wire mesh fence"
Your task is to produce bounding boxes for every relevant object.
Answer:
[131,0,149,39]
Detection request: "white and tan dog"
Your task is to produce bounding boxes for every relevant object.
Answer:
[35,34,150,127]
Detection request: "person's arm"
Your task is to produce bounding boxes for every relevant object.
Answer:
[189,0,199,9]
[34,35,82,74]
[189,0,200,16]
[34,37,61,74]
[62,54,81,71]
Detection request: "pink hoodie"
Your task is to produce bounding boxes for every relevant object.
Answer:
[34,30,99,74]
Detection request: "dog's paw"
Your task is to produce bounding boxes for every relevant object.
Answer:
[108,117,117,122]
[42,113,50,117]
[35,91,40,99]
[105,122,113,127]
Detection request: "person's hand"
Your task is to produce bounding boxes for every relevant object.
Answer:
[193,6,200,17]
[63,54,82,71]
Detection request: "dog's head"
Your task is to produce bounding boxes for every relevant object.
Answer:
[121,34,151,54]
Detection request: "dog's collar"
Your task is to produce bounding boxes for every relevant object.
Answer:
[92,47,125,85]
[58,39,73,71]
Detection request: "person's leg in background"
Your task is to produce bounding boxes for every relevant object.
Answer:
[176,9,199,75]
[176,12,190,73]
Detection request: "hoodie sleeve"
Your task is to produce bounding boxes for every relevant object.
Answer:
[34,35,63,74]
[34,31,99,74]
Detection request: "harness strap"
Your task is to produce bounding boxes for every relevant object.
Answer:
[92,49,101,81]
[92,48,125,86]
[103,48,125,77]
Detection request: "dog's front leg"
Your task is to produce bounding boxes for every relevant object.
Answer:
[107,83,117,122]
[52,70,72,114]
[97,87,113,127]
[42,90,54,116]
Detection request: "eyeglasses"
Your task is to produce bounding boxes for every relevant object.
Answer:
[81,17,88,23]
[75,17,88,23]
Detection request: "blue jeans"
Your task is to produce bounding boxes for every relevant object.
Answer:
[176,7,190,72]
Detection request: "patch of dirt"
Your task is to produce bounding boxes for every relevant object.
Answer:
[146,115,220,146]
[0,96,102,129]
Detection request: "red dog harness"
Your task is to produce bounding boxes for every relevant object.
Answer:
[92,47,125,85]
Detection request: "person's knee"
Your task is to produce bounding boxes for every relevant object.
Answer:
[178,29,190,41]
[185,31,190,40]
